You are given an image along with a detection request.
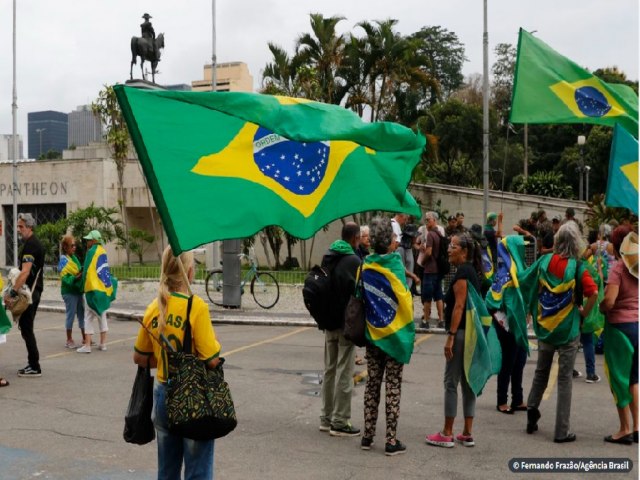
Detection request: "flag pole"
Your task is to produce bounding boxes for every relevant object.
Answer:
[482,0,490,223]
[12,0,18,266]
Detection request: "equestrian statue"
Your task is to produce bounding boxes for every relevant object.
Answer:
[130,13,165,83]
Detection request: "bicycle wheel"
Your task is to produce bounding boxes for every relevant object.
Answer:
[250,272,279,309]
[205,269,224,306]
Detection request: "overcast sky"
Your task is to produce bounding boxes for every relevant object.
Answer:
[0,0,637,149]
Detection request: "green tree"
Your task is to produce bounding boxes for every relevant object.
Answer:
[38,149,62,160]
[585,193,632,230]
[126,228,155,265]
[66,203,123,260]
[262,43,304,97]
[409,26,466,106]
[511,171,574,199]
[34,219,67,266]
[296,13,346,104]
[491,43,516,128]
[92,85,132,266]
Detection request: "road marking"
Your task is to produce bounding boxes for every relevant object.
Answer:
[224,326,310,357]
[542,358,559,401]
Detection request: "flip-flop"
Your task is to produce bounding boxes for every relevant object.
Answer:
[0,378,9,387]
[496,405,513,414]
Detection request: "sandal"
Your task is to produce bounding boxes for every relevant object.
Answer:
[496,405,513,414]
[0,378,9,387]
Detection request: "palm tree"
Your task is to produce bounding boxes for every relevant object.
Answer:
[296,13,346,104]
[262,43,302,96]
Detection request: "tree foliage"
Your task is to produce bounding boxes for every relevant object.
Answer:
[511,171,574,199]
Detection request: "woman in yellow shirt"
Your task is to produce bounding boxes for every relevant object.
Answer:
[134,247,221,479]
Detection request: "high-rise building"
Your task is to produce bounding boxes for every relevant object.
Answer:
[28,111,68,158]
[191,62,253,92]
[0,134,24,162]
[68,105,103,147]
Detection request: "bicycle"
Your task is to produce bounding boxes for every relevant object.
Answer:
[205,252,280,309]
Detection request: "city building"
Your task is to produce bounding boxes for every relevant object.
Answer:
[68,105,102,148]
[0,134,24,162]
[191,62,253,92]
[164,83,192,91]
[27,111,68,158]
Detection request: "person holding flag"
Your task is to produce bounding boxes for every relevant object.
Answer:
[426,233,501,449]
[360,216,415,456]
[58,234,85,349]
[520,223,598,443]
[77,230,117,353]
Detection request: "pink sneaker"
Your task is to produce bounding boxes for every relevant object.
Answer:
[456,433,475,447]
[426,432,454,448]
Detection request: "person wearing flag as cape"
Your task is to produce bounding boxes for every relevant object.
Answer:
[426,232,501,449]
[520,222,598,443]
[599,226,638,445]
[58,234,85,349]
[360,216,415,456]
[77,230,117,353]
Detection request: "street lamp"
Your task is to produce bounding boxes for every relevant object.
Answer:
[36,128,46,157]
[577,135,586,201]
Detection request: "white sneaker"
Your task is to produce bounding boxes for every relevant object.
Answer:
[98,344,107,351]
[77,345,91,353]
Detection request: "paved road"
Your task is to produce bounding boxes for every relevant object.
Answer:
[0,310,636,479]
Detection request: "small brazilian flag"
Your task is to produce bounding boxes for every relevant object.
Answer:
[114,86,424,254]
[605,124,638,214]
[82,244,117,316]
[510,29,638,137]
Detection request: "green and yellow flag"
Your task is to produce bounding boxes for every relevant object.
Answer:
[510,29,639,137]
[0,272,10,335]
[82,244,117,316]
[605,124,638,214]
[362,253,415,364]
[465,284,501,396]
[114,86,424,254]
[485,235,529,353]
[603,322,634,408]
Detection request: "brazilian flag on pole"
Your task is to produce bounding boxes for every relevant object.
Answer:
[465,284,501,396]
[114,86,424,254]
[605,124,638,214]
[510,29,638,137]
[82,244,117,316]
[362,253,415,364]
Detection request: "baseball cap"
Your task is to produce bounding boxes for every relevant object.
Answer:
[486,212,498,221]
[552,215,561,223]
[447,215,456,222]
[83,230,103,244]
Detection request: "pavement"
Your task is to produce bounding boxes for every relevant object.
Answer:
[0,281,636,479]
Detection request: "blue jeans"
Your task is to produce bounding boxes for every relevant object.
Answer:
[62,293,85,330]
[580,332,596,377]
[152,381,215,480]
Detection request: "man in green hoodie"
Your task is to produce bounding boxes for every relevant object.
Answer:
[319,222,362,437]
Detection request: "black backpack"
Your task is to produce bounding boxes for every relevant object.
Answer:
[303,256,341,330]
[436,232,450,275]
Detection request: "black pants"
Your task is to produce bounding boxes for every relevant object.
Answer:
[19,289,41,370]
[496,321,527,407]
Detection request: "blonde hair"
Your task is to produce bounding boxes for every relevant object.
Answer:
[157,246,194,334]
[60,233,75,255]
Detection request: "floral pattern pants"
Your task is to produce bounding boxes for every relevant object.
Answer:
[363,344,404,444]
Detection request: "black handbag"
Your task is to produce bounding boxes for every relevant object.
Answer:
[123,363,155,445]
[343,264,366,347]
[165,296,237,441]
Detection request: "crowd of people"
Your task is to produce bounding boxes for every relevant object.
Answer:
[318,208,638,455]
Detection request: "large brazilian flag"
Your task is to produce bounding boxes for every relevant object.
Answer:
[605,124,638,214]
[465,284,501,396]
[361,253,415,364]
[510,29,638,137]
[82,244,117,316]
[114,86,424,254]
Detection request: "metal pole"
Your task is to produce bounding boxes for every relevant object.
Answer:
[211,0,217,91]
[482,0,490,222]
[585,166,590,201]
[523,123,528,179]
[11,0,18,266]
[578,147,584,201]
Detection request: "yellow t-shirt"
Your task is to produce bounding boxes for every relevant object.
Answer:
[134,292,221,382]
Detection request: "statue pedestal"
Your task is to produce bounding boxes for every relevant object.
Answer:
[124,79,165,90]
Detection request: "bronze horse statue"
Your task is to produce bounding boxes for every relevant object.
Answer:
[130,33,165,83]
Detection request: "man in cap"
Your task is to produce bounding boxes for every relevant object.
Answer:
[484,212,503,268]
[444,215,458,238]
[77,230,115,353]
[12,213,44,377]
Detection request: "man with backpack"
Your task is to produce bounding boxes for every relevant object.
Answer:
[317,222,362,436]
[418,211,447,329]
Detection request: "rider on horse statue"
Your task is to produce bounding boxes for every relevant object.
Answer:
[140,13,158,61]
